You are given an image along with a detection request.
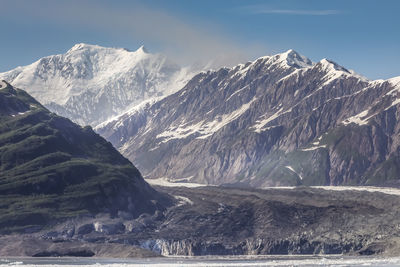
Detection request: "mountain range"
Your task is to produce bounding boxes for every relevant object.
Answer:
[2,44,399,187]
[96,49,400,187]
[0,44,194,127]
[1,45,400,257]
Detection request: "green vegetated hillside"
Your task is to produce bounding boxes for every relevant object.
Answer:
[0,81,170,233]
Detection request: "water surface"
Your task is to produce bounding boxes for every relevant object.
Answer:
[2,255,400,266]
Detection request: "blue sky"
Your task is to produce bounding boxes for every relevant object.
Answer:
[1,0,399,79]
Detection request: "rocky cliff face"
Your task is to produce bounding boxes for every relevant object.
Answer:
[0,44,194,127]
[97,50,400,187]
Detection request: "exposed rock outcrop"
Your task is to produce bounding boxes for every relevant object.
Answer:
[97,50,400,187]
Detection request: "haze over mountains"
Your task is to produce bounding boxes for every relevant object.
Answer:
[0,44,195,127]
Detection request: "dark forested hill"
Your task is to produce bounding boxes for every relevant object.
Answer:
[0,80,170,233]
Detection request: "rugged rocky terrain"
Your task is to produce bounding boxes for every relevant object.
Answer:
[0,81,171,233]
[3,184,400,257]
[0,44,194,126]
[1,80,399,258]
[1,49,400,259]
[97,50,400,187]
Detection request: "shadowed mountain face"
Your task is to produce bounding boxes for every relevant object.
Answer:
[97,50,400,187]
[0,81,171,233]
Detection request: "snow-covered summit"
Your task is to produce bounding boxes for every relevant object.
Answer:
[279,49,314,68]
[136,45,149,54]
[0,43,195,126]
[256,49,314,69]
[230,49,314,81]
[389,76,400,88]
[318,58,351,73]
[67,43,100,52]
[317,58,368,84]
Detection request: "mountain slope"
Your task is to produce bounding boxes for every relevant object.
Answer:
[97,50,400,187]
[0,80,170,233]
[0,44,193,126]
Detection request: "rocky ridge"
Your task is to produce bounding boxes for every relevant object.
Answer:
[97,50,400,187]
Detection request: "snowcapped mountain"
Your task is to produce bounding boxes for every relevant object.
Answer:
[0,43,194,126]
[97,49,400,187]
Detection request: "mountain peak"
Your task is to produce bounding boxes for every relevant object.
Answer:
[67,43,109,54]
[389,76,400,88]
[67,43,150,55]
[255,49,313,69]
[282,49,298,57]
[317,58,369,82]
[279,49,314,68]
[136,45,149,54]
[67,43,99,53]
[318,58,351,74]
[0,43,191,126]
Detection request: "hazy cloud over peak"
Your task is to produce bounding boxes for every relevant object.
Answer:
[1,0,398,80]
[3,0,258,69]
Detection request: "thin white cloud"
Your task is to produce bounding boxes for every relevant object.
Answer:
[241,5,341,16]
[256,9,340,15]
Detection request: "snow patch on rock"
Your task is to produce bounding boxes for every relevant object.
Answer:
[285,165,303,180]
[146,178,207,188]
[342,109,371,126]
[252,106,293,133]
[174,195,194,206]
[157,97,257,142]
